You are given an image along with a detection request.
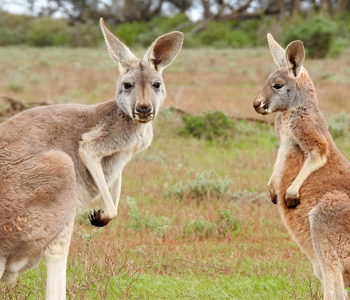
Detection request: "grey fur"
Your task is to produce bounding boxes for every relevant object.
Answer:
[0,18,183,300]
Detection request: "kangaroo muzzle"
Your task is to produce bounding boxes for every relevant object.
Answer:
[134,103,154,123]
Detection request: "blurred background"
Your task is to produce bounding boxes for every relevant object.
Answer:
[2,1,350,299]
[1,0,350,57]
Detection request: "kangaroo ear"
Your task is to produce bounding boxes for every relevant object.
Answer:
[285,40,305,78]
[267,33,286,67]
[143,31,184,73]
[100,18,137,74]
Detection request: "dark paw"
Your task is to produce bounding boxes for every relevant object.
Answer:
[88,209,111,227]
[270,194,278,205]
[285,196,300,208]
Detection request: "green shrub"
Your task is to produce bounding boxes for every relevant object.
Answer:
[182,216,215,239]
[127,197,170,237]
[284,15,338,58]
[328,37,350,57]
[115,21,148,46]
[148,13,190,33]
[216,209,240,237]
[0,27,20,45]
[198,22,231,47]
[26,17,70,46]
[0,12,31,45]
[328,111,350,138]
[197,20,257,48]
[182,209,240,239]
[181,111,234,141]
[165,170,232,201]
[187,170,232,199]
[66,21,101,47]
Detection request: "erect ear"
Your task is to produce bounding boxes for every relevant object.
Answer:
[100,18,137,74]
[143,31,184,73]
[285,40,305,78]
[267,33,286,67]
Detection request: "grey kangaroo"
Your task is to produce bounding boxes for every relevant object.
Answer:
[0,18,183,300]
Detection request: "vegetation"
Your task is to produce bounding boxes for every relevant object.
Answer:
[1,5,350,57]
[1,47,350,298]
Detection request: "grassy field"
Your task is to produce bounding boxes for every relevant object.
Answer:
[1,46,350,299]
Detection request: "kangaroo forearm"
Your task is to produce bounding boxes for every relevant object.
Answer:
[79,149,117,220]
[111,174,122,211]
[288,152,327,195]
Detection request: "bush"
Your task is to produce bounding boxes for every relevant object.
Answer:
[148,13,190,33]
[0,12,31,45]
[181,111,234,141]
[197,20,259,48]
[328,111,350,138]
[182,216,215,239]
[26,17,70,46]
[115,21,148,46]
[127,197,170,237]
[165,170,232,201]
[283,15,338,58]
[66,21,101,47]
[114,14,192,48]
[182,209,240,239]
[216,209,240,237]
[198,22,231,47]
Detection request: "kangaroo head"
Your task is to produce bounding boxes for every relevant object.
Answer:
[253,33,307,115]
[100,18,184,123]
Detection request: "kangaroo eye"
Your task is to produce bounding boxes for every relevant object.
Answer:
[123,83,133,89]
[153,82,161,89]
[273,84,283,89]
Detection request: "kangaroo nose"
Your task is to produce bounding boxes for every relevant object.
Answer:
[253,100,261,109]
[136,104,153,116]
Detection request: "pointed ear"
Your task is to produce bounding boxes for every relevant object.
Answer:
[100,18,137,74]
[143,31,184,73]
[285,40,305,78]
[267,33,286,67]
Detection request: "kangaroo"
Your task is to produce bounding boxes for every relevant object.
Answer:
[0,18,183,300]
[253,34,350,300]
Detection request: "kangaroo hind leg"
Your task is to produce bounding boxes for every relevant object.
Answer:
[309,191,350,300]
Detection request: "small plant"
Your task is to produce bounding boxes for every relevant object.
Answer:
[181,111,234,141]
[127,197,170,237]
[77,228,103,245]
[165,170,232,201]
[216,209,240,237]
[164,181,184,200]
[182,216,215,239]
[187,170,232,199]
[328,111,350,138]
[182,209,240,240]
[7,82,23,92]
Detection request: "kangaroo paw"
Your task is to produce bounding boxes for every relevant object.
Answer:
[285,194,300,208]
[88,209,112,227]
[270,193,278,205]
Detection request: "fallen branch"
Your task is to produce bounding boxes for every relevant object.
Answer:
[0,95,51,121]
[167,106,274,125]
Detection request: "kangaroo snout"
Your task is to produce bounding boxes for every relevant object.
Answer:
[134,103,154,122]
[253,99,262,110]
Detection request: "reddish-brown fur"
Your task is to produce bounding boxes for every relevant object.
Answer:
[254,34,350,299]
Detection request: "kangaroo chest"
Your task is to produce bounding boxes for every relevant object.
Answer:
[102,127,153,184]
[274,115,303,189]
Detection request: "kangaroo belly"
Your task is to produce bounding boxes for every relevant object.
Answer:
[277,144,350,261]
[275,147,316,259]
